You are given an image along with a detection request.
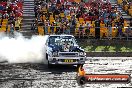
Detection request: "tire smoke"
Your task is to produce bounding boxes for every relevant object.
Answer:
[0,32,48,63]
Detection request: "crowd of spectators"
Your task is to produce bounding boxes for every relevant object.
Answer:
[118,0,132,17]
[34,0,132,39]
[0,0,23,33]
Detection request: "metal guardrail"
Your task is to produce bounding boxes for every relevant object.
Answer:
[85,52,132,57]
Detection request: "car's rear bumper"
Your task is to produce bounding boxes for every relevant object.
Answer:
[48,56,86,65]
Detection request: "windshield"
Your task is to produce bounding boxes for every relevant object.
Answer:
[48,36,77,46]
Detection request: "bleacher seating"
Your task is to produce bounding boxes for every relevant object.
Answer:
[117,0,132,17]
[0,0,23,33]
[34,0,131,39]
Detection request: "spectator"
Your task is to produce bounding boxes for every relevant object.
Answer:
[59,24,64,34]
[124,26,132,40]
[15,18,20,31]
[65,23,70,34]
[117,24,123,39]
[63,25,67,34]
[78,24,84,38]
[34,5,38,18]
[104,17,109,26]
[85,22,90,37]
[130,19,132,27]
[31,20,36,32]
[53,7,60,17]
[44,22,48,34]
[3,11,9,19]
[108,24,112,39]
[120,16,124,24]
[50,23,54,34]
[10,23,15,34]
[55,18,60,34]
[64,8,70,16]
[71,15,76,32]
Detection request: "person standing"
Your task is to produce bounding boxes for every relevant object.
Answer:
[31,20,36,33]
[78,24,84,38]
[44,22,49,35]
[15,18,20,31]
[95,19,100,39]
[124,26,131,40]
[85,23,91,38]
[50,23,54,34]
[117,24,123,39]
[108,24,112,39]
[10,23,15,35]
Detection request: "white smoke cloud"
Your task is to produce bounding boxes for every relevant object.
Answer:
[0,32,48,63]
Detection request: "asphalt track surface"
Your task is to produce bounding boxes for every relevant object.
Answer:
[0,57,132,88]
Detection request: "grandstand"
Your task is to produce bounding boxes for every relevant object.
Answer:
[0,0,131,39]
[20,0,132,39]
[0,0,23,31]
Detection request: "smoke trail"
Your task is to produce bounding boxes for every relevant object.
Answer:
[0,32,48,63]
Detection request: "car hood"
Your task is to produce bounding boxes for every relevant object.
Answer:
[48,44,84,52]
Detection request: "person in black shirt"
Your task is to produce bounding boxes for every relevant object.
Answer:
[95,19,100,39]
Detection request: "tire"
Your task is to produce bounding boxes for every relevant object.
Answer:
[46,53,52,68]
[48,61,52,68]
[77,76,86,85]
[46,53,48,60]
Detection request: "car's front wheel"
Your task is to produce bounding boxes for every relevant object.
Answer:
[48,61,53,68]
[46,53,53,68]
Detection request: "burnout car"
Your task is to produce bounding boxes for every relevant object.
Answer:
[45,35,86,68]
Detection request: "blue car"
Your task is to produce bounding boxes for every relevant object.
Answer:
[45,35,86,68]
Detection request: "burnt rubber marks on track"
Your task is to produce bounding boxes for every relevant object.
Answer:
[0,58,132,87]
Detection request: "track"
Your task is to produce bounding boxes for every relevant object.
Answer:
[0,57,132,88]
